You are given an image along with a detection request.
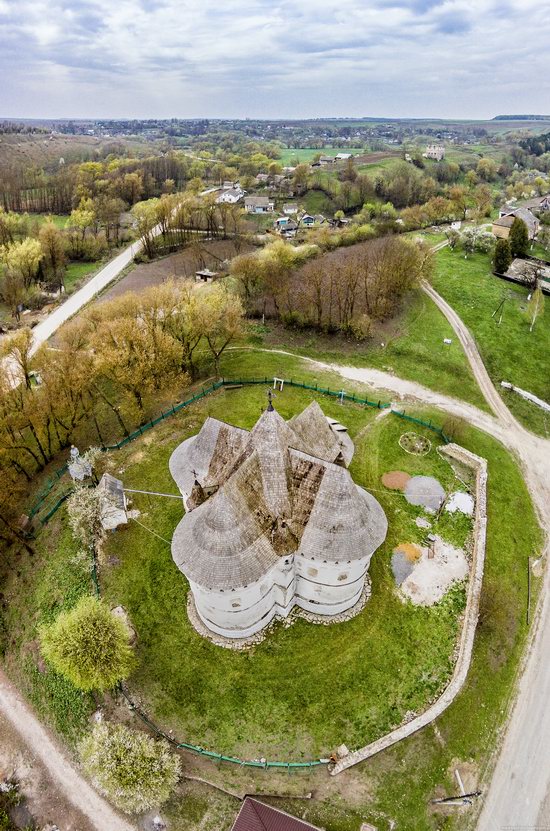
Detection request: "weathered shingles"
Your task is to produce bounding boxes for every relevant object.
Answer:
[171,406,387,590]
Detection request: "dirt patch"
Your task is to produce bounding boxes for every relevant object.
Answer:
[399,537,468,606]
[0,710,95,831]
[381,470,411,490]
[100,239,254,302]
[395,542,423,562]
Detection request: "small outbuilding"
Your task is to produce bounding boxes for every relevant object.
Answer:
[97,473,127,531]
[232,798,323,831]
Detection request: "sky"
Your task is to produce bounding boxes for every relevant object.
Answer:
[1,0,550,120]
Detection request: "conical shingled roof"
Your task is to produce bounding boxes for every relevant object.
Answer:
[170,402,387,590]
[288,400,344,464]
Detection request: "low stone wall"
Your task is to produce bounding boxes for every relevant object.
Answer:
[331,443,488,775]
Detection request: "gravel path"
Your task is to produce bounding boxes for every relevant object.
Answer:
[0,669,137,831]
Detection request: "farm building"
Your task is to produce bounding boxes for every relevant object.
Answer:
[244,195,275,213]
[169,399,387,639]
[498,195,550,216]
[492,207,539,240]
[216,186,244,204]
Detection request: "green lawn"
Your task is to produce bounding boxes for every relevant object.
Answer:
[27,213,69,229]
[278,147,364,165]
[431,247,550,435]
[64,260,100,292]
[236,286,488,411]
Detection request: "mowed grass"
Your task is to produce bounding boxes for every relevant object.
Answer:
[96,384,469,759]
[431,246,550,435]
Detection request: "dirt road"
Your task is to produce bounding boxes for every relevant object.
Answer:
[234,330,550,827]
[0,669,137,831]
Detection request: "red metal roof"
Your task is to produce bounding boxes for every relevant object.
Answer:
[231,798,323,831]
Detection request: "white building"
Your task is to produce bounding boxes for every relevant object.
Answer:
[169,400,387,639]
[424,144,445,161]
[216,186,244,204]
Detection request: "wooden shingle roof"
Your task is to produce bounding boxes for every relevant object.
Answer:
[170,404,387,590]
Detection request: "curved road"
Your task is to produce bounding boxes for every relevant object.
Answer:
[0,670,136,831]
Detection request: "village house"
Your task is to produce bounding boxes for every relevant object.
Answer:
[244,195,275,213]
[335,152,353,160]
[216,185,244,205]
[424,144,445,161]
[499,195,550,217]
[282,203,298,215]
[169,400,387,640]
[492,207,539,240]
[195,269,218,283]
[299,213,315,227]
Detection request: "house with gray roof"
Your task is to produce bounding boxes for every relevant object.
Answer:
[170,400,387,639]
[244,195,275,213]
[492,207,539,240]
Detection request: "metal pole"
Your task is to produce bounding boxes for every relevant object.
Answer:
[123,488,183,500]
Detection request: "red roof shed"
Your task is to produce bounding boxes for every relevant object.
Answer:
[231,798,323,831]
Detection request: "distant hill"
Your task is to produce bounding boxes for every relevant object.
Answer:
[493,115,550,121]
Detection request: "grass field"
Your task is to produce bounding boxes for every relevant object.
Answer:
[278,147,365,165]
[64,260,101,292]
[0,362,542,830]
[431,247,550,435]
[27,213,69,229]
[237,287,488,412]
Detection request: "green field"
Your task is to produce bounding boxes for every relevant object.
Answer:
[279,147,364,165]
[64,260,101,292]
[27,213,69,229]
[240,286,488,411]
[431,247,550,435]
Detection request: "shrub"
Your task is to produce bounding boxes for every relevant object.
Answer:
[493,238,512,274]
[509,217,529,257]
[79,722,181,814]
[40,596,135,691]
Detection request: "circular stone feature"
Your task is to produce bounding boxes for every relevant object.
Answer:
[381,470,411,490]
[399,431,432,456]
[404,475,445,512]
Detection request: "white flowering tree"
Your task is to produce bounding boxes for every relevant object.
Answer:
[79,722,181,813]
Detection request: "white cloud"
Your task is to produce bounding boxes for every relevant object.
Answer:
[0,0,549,117]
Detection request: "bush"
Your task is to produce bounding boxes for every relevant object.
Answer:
[40,596,135,691]
[79,722,181,814]
[493,238,512,274]
[509,217,529,257]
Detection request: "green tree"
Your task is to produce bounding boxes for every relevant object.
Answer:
[0,238,43,288]
[79,723,181,814]
[526,283,545,333]
[39,221,67,288]
[40,596,135,691]
[493,238,512,273]
[509,217,529,257]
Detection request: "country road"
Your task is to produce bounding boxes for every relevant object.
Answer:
[28,239,142,357]
[0,669,136,831]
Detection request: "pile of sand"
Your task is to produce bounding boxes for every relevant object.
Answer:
[382,470,411,490]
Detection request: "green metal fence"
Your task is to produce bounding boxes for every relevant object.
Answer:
[29,374,454,771]
[30,376,451,526]
[117,683,328,771]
